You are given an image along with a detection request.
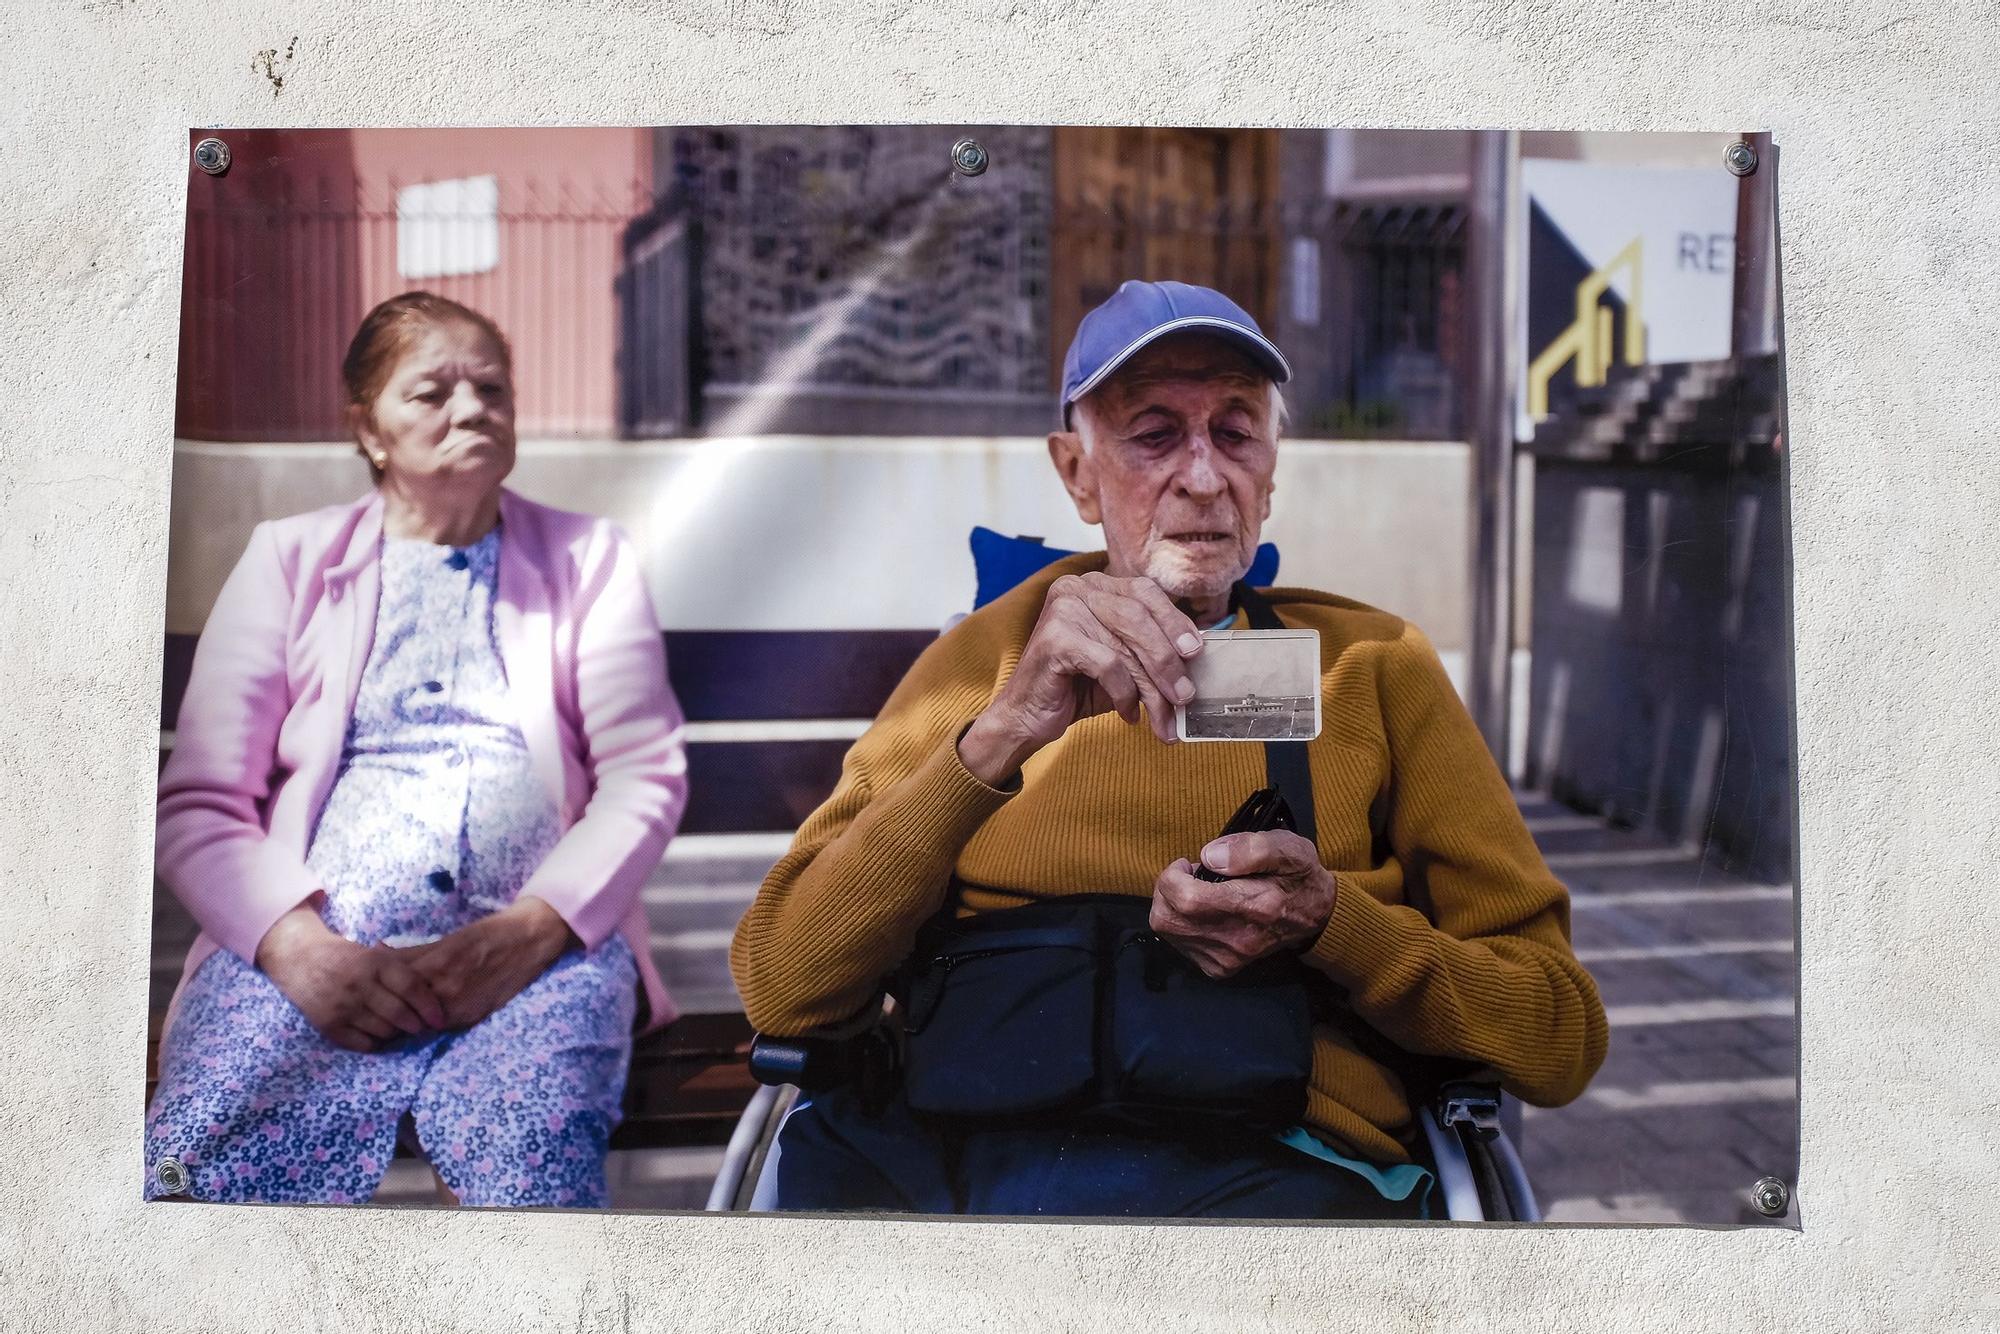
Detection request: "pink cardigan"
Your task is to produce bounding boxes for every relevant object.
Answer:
[157,488,689,1033]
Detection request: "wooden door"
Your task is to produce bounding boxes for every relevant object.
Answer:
[1049,127,1280,384]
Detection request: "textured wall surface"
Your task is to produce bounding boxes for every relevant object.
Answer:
[2,3,1995,1330]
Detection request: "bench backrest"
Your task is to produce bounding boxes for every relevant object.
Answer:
[160,629,932,834]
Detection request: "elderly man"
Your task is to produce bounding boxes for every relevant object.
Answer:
[730,280,1607,1218]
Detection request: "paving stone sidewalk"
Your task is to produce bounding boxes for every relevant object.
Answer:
[1513,793,1799,1226]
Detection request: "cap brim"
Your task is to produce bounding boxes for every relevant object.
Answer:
[1064,315,1294,411]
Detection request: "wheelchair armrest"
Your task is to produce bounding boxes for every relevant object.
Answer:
[745,1035,811,1086]
[749,1006,900,1097]
[749,1033,859,1090]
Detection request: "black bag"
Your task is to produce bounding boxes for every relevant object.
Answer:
[895,583,1320,1131]
[899,892,1313,1129]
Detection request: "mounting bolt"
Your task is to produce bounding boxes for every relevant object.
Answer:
[1724,141,1758,177]
[193,138,232,177]
[155,1156,191,1195]
[1750,1175,1789,1216]
[950,138,989,178]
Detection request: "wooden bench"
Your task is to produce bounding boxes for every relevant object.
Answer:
[151,626,932,1152]
[142,1011,763,1150]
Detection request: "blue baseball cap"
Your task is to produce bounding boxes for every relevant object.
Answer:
[1059,279,1292,426]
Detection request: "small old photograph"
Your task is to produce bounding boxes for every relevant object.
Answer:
[1178,630,1322,742]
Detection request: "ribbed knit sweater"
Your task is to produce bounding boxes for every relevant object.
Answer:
[730,553,1609,1163]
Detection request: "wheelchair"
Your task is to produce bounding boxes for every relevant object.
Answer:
[705,1018,1542,1221]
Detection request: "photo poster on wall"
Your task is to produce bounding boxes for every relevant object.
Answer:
[149,123,1793,1227]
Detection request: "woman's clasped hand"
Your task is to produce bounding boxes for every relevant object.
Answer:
[255,898,576,1051]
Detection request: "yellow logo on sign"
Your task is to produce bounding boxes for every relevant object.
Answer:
[1527,235,1646,422]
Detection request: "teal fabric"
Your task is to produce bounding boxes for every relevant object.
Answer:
[1275,1126,1435,1216]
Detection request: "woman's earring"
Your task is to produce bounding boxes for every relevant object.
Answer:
[370,453,387,468]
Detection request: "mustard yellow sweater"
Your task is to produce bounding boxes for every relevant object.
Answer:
[730,553,1609,1163]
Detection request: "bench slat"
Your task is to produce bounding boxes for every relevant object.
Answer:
[162,629,933,727]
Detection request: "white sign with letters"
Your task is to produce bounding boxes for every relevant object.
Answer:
[1516,159,1739,440]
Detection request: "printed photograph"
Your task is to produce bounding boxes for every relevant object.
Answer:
[148,124,1794,1224]
[1179,631,1321,742]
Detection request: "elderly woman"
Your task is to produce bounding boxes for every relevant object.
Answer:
[145,292,688,1207]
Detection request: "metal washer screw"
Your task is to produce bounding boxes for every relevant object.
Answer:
[950,138,990,178]
[155,1156,191,1195]
[1724,141,1758,177]
[1751,1175,1789,1216]
[193,138,232,177]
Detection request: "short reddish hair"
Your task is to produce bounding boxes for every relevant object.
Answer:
[341,292,512,479]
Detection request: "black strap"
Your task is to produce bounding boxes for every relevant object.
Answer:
[1232,582,1318,848]
[1233,583,1473,1099]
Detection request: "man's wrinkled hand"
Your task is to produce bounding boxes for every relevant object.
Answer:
[958,571,1203,785]
[1148,830,1335,979]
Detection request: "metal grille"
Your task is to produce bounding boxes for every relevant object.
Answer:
[1334,201,1466,438]
[662,126,1053,434]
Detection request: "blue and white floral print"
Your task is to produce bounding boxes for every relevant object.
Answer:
[145,528,638,1207]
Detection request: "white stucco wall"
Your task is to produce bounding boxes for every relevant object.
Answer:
[1,4,1995,1331]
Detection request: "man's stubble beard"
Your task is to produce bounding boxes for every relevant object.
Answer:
[1141,535,1254,606]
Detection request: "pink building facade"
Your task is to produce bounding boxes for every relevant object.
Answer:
[177,127,652,441]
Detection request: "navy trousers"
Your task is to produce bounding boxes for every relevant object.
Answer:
[774,1086,1428,1220]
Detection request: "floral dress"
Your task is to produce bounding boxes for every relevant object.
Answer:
[145,528,638,1207]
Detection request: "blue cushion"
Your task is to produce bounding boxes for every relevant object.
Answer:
[970,527,1280,609]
